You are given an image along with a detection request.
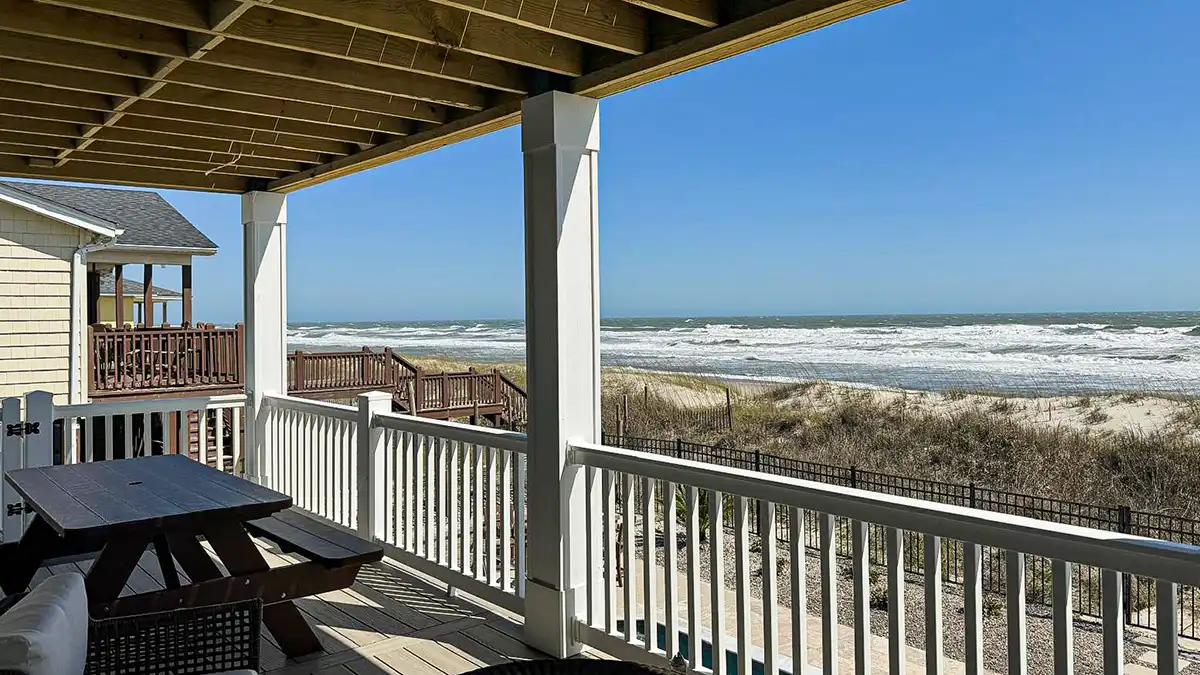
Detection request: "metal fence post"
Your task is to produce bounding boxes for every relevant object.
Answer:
[970,482,977,509]
[675,437,683,459]
[849,465,857,489]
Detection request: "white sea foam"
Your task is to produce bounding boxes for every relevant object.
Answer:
[287,318,1200,394]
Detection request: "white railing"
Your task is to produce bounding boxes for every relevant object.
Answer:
[1,390,246,543]
[56,393,247,470]
[262,394,358,530]
[373,411,527,612]
[568,440,1200,675]
[259,393,529,614]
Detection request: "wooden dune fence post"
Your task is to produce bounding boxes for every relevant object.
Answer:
[726,387,734,430]
[360,346,372,385]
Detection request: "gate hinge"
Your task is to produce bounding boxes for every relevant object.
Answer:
[4,422,40,437]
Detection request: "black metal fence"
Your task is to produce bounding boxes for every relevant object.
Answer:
[604,432,1199,638]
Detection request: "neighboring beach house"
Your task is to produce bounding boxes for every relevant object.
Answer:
[0,181,218,403]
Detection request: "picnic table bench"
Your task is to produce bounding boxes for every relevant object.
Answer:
[0,454,382,658]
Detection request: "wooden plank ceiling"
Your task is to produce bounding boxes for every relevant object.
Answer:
[0,0,901,193]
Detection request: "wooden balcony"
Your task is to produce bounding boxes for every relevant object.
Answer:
[87,324,244,399]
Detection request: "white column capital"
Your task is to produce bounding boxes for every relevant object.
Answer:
[242,190,287,226]
[521,91,599,154]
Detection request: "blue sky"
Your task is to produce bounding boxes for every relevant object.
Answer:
[148,0,1200,323]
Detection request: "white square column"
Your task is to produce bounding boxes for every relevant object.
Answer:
[242,191,288,485]
[521,90,600,657]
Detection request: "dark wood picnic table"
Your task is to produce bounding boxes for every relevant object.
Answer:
[0,455,381,658]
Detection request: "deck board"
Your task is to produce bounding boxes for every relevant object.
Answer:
[37,537,548,674]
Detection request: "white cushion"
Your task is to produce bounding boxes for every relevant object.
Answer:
[0,573,88,675]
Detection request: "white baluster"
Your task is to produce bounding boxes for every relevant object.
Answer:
[486,446,497,585]
[1009,551,1028,675]
[852,520,869,675]
[448,439,459,571]
[1100,568,1120,675]
[887,528,905,675]
[643,477,658,653]
[623,473,636,644]
[711,491,726,675]
[762,502,779,675]
[604,470,618,633]
[215,408,225,472]
[735,497,752,675]
[790,508,807,674]
[664,481,680,661]
[926,535,943,675]
[516,452,526,598]
[1052,560,1072,675]
[500,448,513,590]
[1158,580,1179,675]
[820,513,837,675]
[686,486,702,670]
[964,543,983,675]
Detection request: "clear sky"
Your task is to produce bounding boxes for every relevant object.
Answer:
[147,0,1199,323]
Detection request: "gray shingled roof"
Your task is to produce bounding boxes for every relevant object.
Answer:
[0,181,217,250]
[99,272,181,300]
[98,271,178,297]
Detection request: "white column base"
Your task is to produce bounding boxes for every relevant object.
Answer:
[525,579,587,657]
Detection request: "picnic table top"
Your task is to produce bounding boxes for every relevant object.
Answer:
[5,455,291,538]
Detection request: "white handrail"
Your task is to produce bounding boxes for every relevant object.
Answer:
[569,440,1200,586]
[373,410,526,453]
[56,393,247,418]
[263,393,357,422]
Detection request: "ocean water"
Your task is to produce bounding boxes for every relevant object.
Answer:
[287,312,1200,395]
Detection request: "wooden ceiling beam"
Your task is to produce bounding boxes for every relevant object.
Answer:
[260,0,584,76]
[85,140,308,173]
[8,143,287,179]
[167,61,449,124]
[0,82,114,111]
[114,114,354,156]
[0,58,140,97]
[7,0,526,94]
[0,153,251,192]
[0,142,62,158]
[38,0,583,77]
[149,84,416,136]
[429,0,648,54]
[0,100,105,126]
[124,100,398,146]
[0,26,466,119]
[90,126,329,165]
[0,131,75,150]
[199,39,490,110]
[0,0,189,56]
[618,0,719,27]
[224,6,527,93]
[0,115,82,139]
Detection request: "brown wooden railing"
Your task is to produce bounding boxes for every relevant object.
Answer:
[88,324,244,396]
[288,348,526,421]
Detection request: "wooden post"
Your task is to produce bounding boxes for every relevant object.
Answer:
[86,266,100,325]
[235,323,245,385]
[441,372,450,409]
[360,346,371,384]
[406,381,416,415]
[414,374,424,413]
[113,264,125,328]
[142,264,154,327]
[726,387,734,430]
[86,325,94,395]
[384,347,395,388]
[294,350,306,390]
[492,369,501,405]
[181,264,193,326]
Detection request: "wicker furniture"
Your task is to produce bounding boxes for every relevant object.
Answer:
[0,573,260,675]
[86,599,261,675]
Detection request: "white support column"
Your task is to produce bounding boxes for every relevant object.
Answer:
[521,90,601,658]
[242,191,288,486]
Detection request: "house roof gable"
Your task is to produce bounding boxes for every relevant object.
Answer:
[0,181,217,252]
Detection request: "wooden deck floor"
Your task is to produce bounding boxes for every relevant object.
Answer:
[40,539,548,675]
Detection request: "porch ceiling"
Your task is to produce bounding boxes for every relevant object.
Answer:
[0,0,900,194]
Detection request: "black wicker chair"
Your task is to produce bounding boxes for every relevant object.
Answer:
[0,598,260,675]
[85,599,262,675]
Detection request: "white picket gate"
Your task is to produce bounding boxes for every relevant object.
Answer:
[0,391,55,544]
